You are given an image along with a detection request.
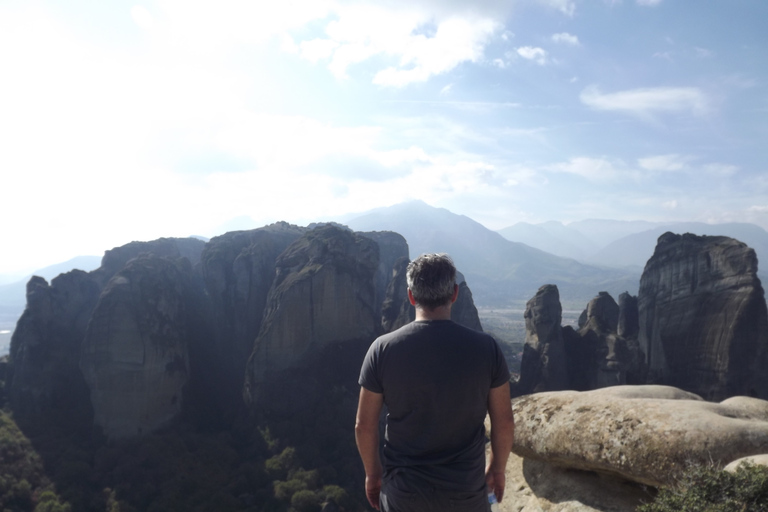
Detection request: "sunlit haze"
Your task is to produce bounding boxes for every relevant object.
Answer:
[1,0,766,275]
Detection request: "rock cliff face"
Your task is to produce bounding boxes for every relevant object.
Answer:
[513,287,642,396]
[244,225,380,396]
[6,224,486,439]
[201,223,306,406]
[638,232,768,400]
[7,271,100,422]
[80,255,200,439]
[360,231,409,316]
[512,285,568,396]
[381,256,413,332]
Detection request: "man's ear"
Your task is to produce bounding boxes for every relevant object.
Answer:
[407,288,417,306]
[451,283,459,303]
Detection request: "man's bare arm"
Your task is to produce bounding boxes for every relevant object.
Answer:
[355,387,385,510]
[486,382,515,502]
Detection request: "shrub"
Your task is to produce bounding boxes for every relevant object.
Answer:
[637,461,768,512]
[290,489,321,512]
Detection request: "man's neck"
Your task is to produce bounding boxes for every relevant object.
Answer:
[415,305,452,322]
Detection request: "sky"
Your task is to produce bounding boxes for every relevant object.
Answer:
[1,0,767,276]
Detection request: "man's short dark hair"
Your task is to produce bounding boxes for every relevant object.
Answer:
[406,253,456,310]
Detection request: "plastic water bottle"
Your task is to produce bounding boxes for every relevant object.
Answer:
[488,492,499,512]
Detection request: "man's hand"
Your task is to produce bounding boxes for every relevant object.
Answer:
[485,468,506,503]
[365,473,382,510]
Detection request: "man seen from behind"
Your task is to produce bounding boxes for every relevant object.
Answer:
[355,253,515,511]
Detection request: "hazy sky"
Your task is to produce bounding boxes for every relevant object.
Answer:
[1,0,766,275]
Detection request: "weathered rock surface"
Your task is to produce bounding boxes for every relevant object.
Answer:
[80,254,199,439]
[452,273,483,332]
[244,225,381,394]
[381,256,413,332]
[638,232,768,400]
[512,284,568,396]
[575,292,637,390]
[360,231,409,317]
[95,237,206,286]
[201,223,306,405]
[512,385,768,487]
[7,271,100,421]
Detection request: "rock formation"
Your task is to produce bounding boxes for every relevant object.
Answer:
[575,292,635,389]
[80,254,200,439]
[6,271,100,423]
[512,284,568,396]
[5,223,487,440]
[512,385,768,488]
[638,232,768,400]
[200,223,306,406]
[244,225,381,401]
[513,287,642,396]
[381,256,413,332]
[359,231,409,316]
[452,274,483,332]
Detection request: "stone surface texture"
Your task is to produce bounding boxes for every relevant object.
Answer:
[512,385,768,487]
[7,271,100,418]
[200,223,306,404]
[513,284,568,396]
[244,225,381,392]
[80,255,196,439]
[638,232,768,400]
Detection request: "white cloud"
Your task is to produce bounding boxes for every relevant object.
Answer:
[580,86,710,117]
[552,32,579,46]
[636,0,662,6]
[638,154,691,172]
[548,157,630,181]
[303,10,500,86]
[517,46,548,65]
[662,200,678,210]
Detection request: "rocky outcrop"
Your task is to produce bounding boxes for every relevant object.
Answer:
[244,225,381,399]
[80,254,201,439]
[360,231,409,316]
[574,292,637,389]
[6,224,486,439]
[513,287,642,396]
[200,223,306,406]
[381,256,413,332]
[452,274,483,332]
[94,237,206,286]
[512,285,568,396]
[6,271,100,422]
[512,386,768,488]
[638,232,768,400]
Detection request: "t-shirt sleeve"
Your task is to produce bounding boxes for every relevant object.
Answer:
[359,339,383,393]
[490,338,511,388]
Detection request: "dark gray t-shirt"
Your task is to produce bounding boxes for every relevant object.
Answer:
[359,320,510,492]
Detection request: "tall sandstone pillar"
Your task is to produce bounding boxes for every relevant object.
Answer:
[638,232,768,401]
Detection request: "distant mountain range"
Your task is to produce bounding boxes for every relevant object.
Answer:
[344,201,640,306]
[497,219,768,277]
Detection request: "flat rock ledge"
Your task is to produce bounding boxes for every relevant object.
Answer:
[512,385,768,488]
